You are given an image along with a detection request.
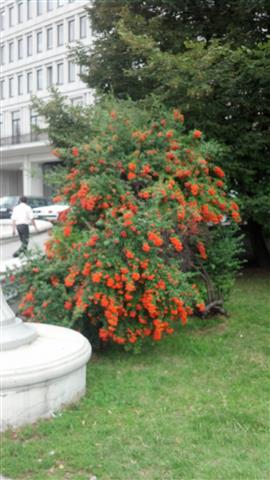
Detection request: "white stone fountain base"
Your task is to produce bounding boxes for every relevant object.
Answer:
[0,323,91,431]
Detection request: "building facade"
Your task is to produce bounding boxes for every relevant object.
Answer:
[0,0,93,197]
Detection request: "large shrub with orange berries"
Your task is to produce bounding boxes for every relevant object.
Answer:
[16,100,242,350]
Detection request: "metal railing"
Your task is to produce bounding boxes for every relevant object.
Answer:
[0,132,49,147]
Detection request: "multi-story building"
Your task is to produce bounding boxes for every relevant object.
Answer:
[0,0,93,197]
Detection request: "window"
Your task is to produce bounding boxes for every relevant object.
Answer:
[37,31,42,53]
[57,0,64,6]
[68,61,75,82]
[80,64,87,75]
[9,77,14,98]
[0,80,5,100]
[17,74,23,96]
[0,45,5,65]
[80,16,87,39]
[27,0,32,20]
[57,23,63,46]
[71,97,83,106]
[0,10,5,31]
[30,111,38,128]
[18,2,23,23]
[37,0,43,16]
[68,19,75,42]
[57,62,64,85]
[9,42,14,63]
[27,35,32,56]
[47,66,53,88]
[9,6,14,27]
[27,71,33,93]
[12,111,20,143]
[17,38,23,60]
[30,111,39,141]
[47,0,53,11]
[47,27,53,49]
[37,68,43,90]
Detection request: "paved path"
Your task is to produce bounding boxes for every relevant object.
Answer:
[0,231,50,262]
[0,220,52,272]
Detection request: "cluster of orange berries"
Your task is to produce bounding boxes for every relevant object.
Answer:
[39,108,242,348]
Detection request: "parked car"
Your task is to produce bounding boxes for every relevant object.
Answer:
[33,203,69,222]
[0,196,51,219]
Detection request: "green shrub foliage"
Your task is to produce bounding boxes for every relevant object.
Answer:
[14,101,242,350]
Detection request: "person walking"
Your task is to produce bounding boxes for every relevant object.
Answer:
[11,196,38,257]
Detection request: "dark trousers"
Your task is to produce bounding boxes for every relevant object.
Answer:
[14,224,30,256]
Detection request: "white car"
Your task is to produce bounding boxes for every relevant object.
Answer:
[33,204,69,222]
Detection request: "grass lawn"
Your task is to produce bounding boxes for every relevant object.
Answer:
[1,269,269,480]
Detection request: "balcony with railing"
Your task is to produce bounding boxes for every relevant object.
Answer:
[0,131,49,147]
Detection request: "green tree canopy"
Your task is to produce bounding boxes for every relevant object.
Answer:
[32,89,94,149]
[75,0,270,97]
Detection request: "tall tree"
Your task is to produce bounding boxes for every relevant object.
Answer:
[75,0,270,98]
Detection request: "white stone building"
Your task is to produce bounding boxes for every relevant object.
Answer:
[0,0,93,197]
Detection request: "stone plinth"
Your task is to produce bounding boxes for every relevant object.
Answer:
[0,323,91,431]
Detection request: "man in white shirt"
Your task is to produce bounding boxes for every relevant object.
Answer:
[11,196,38,257]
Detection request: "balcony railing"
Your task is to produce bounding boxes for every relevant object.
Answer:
[0,132,49,147]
